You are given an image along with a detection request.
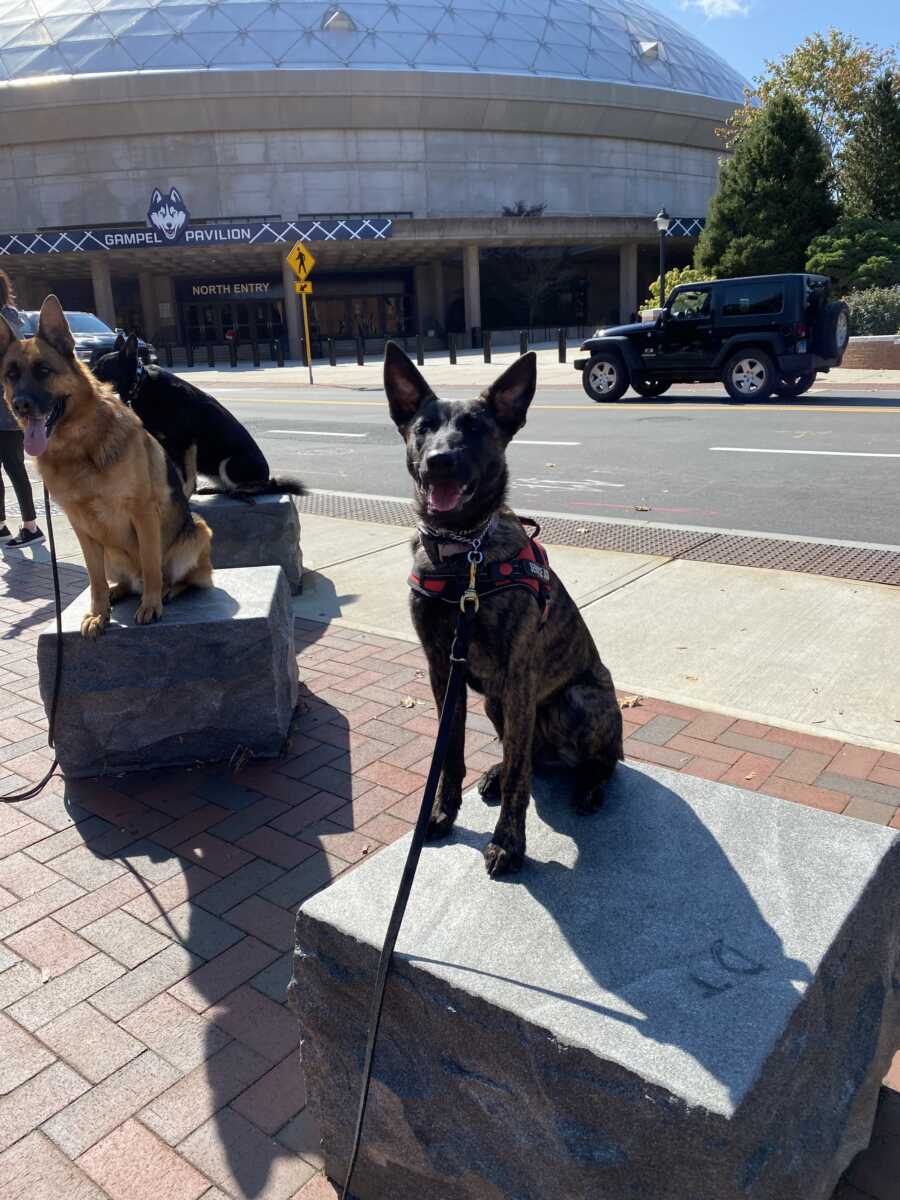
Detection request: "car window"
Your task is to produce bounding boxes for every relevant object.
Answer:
[721,283,784,317]
[669,289,710,318]
[64,313,114,334]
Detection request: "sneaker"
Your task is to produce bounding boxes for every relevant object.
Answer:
[6,527,44,548]
[0,526,11,542]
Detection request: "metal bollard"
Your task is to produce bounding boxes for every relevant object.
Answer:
[448,333,457,365]
[185,342,194,368]
[164,343,173,368]
[483,331,492,363]
[328,338,336,367]
[356,337,365,366]
[416,335,424,366]
[251,340,260,368]
[275,340,285,367]
[519,330,528,356]
[228,341,238,368]
[207,341,215,368]
[557,328,566,363]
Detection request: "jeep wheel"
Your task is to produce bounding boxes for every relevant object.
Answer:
[723,350,776,401]
[820,301,851,361]
[774,372,816,399]
[631,377,671,398]
[582,355,629,403]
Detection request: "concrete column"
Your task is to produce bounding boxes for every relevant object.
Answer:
[462,244,481,336]
[282,255,302,361]
[138,273,157,339]
[430,259,445,332]
[90,255,116,328]
[618,242,638,324]
[413,264,430,335]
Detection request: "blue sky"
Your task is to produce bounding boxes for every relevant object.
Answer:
[659,0,898,85]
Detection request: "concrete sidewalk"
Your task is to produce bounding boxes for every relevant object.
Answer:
[295,512,900,753]
[173,346,900,393]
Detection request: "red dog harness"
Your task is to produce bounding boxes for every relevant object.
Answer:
[409,519,552,626]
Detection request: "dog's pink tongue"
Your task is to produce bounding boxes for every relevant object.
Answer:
[23,419,48,458]
[428,481,462,512]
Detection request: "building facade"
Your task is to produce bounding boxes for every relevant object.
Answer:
[0,0,746,356]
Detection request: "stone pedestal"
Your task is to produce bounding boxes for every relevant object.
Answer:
[38,566,297,778]
[292,763,900,1200]
[190,493,303,593]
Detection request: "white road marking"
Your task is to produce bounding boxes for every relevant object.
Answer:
[516,477,624,491]
[710,446,900,458]
[266,429,367,437]
[513,440,580,446]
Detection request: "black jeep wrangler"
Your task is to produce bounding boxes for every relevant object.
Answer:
[574,273,850,402]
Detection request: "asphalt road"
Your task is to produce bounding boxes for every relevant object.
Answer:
[210,382,900,545]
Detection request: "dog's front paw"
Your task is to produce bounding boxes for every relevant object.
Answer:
[80,610,109,640]
[477,764,502,805]
[134,599,163,625]
[483,841,523,877]
[426,807,457,840]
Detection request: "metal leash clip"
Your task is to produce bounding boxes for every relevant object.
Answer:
[460,541,483,612]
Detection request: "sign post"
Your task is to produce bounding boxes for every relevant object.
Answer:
[287,241,317,384]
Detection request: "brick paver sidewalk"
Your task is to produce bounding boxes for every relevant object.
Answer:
[0,549,896,1199]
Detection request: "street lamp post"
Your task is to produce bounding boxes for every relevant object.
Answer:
[655,208,671,308]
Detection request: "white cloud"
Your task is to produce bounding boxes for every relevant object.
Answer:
[681,0,749,17]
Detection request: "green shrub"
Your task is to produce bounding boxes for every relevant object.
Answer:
[844,287,900,334]
[642,266,714,309]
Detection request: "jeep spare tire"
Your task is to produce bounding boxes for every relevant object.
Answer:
[820,301,851,361]
[582,354,629,402]
[631,377,671,398]
[722,349,776,401]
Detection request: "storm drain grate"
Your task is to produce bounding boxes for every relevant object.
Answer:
[295,492,900,587]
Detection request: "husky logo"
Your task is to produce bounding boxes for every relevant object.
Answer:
[147,187,190,242]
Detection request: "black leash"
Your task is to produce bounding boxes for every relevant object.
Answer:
[0,486,61,802]
[341,600,476,1200]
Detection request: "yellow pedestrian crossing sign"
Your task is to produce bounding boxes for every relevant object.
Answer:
[287,241,316,282]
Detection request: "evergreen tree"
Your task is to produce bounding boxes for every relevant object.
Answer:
[840,73,900,219]
[696,94,837,278]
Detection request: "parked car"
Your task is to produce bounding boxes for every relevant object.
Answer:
[574,273,850,402]
[16,311,158,367]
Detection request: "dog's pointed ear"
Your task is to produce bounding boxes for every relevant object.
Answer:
[384,341,432,428]
[481,351,536,433]
[37,295,75,359]
[0,314,18,360]
[125,333,139,360]
[150,188,163,206]
[169,187,184,207]
[114,332,126,351]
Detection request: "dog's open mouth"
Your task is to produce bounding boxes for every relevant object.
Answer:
[426,480,467,514]
[23,417,49,458]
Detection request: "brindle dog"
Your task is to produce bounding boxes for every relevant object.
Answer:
[385,343,623,877]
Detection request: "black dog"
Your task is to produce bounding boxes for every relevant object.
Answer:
[93,335,304,498]
[385,342,623,878]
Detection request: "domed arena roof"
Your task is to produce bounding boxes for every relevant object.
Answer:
[0,0,747,103]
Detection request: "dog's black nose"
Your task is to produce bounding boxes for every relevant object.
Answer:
[424,450,457,476]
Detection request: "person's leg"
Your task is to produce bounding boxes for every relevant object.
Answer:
[4,433,36,527]
[0,436,13,536]
[0,431,41,544]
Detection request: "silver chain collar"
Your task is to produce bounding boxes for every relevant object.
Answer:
[417,512,498,557]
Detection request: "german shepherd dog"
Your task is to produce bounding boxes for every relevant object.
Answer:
[93,335,305,499]
[0,297,213,639]
[385,343,623,877]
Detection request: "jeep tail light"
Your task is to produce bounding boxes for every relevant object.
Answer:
[794,323,808,339]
